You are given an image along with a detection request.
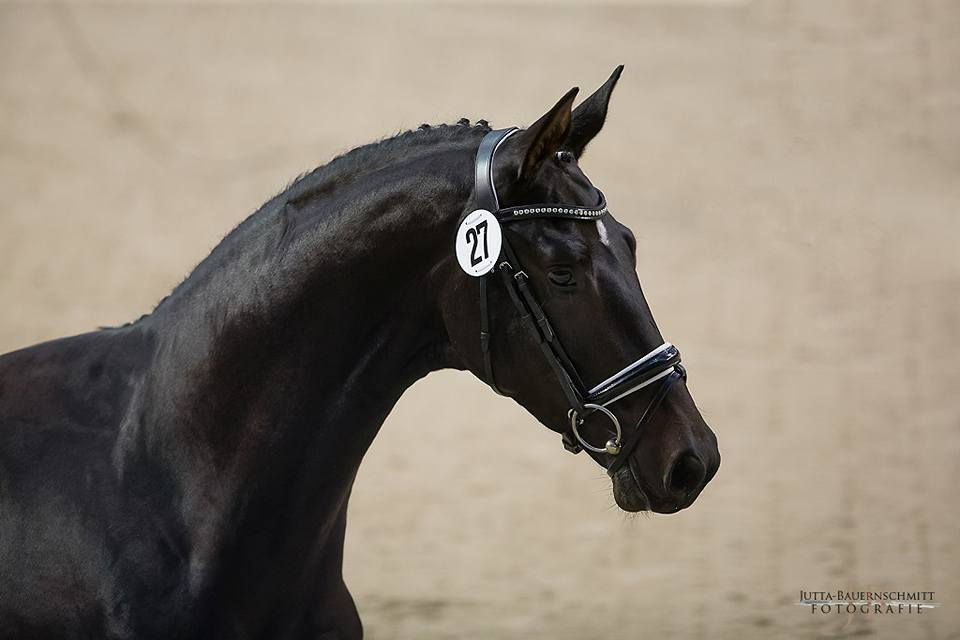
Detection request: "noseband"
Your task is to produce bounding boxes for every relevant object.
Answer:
[471,128,687,477]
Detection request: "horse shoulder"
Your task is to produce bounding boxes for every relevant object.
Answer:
[0,326,190,637]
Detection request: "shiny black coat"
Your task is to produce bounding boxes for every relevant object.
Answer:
[0,72,720,638]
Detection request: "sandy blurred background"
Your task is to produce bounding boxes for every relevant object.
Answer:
[2,1,959,638]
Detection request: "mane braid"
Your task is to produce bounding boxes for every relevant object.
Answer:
[137,119,493,320]
[281,119,492,203]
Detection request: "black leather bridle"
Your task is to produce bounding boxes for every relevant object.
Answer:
[472,128,687,476]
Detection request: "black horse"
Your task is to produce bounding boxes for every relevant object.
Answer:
[0,68,719,639]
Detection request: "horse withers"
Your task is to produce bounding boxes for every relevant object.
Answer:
[0,67,719,639]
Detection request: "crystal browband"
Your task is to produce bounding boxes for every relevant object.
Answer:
[497,191,609,221]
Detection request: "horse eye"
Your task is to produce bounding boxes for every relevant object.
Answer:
[555,150,575,164]
[547,268,575,287]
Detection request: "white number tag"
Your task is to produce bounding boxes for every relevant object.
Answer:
[455,209,502,277]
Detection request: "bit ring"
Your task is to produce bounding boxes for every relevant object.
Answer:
[569,404,622,455]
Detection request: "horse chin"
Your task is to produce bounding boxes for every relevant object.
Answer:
[610,465,650,513]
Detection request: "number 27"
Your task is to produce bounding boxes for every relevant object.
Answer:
[466,221,489,266]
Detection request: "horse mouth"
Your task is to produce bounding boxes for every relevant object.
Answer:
[610,461,650,513]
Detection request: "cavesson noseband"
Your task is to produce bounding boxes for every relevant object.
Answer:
[472,128,687,476]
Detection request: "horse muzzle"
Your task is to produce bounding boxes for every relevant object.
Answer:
[613,417,720,513]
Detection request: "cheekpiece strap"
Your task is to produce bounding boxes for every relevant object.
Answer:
[474,128,519,213]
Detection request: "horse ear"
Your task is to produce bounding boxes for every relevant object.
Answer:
[515,87,579,182]
[564,65,623,158]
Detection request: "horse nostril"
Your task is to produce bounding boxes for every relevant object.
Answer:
[666,452,706,497]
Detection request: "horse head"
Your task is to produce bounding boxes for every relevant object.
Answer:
[443,67,720,513]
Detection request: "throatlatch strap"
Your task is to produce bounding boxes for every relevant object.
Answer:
[479,276,503,396]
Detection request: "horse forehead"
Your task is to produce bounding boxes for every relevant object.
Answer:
[528,156,596,200]
[553,174,596,206]
[525,224,594,261]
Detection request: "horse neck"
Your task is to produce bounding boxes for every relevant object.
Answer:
[123,159,471,563]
